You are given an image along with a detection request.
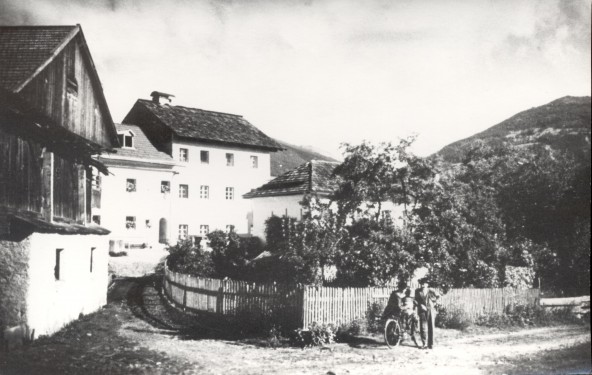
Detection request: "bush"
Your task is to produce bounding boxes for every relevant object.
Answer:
[474,311,512,328]
[335,318,365,341]
[435,305,472,331]
[228,301,299,338]
[166,240,214,277]
[291,322,336,348]
[474,303,588,328]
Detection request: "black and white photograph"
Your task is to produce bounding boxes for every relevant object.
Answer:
[0,0,590,374]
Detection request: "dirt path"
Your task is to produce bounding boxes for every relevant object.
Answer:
[1,276,590,375]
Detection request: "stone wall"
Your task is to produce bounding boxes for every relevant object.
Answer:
[0,237,30,328]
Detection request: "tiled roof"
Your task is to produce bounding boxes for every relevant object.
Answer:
[0,26,77,92]
[243,160,340,198]
[124,99,283,151]
[106,123,173,162]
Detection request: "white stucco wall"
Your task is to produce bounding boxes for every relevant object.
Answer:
[248,195,407,241]
[98,164,176,247]
[98,140,275,246]
[26,233,109,336]
[170,141,272,239]
[249,195,305,240]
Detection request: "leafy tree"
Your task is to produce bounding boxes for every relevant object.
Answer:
[330,138,437,286]
[409,166,507,288]
[259,196,346,285]
[333,137,437,221]
[333,218,418,286]
[208,230,263,280]
[166,239,214,277]
[433,140,591,294]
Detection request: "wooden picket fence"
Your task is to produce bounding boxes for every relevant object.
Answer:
[164,265,303,327]
[438,287,541,319]
[163,264,540,328]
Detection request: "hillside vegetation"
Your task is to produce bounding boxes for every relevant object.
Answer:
[271,140,337,176]
[437,96,591,163]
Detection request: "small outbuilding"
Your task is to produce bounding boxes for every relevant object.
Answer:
[0,25,118,336]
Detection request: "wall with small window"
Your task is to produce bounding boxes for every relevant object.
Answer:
[95,164,177,246]
[24,232,109,336]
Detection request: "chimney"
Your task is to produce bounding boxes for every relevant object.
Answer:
[150,91,175,105]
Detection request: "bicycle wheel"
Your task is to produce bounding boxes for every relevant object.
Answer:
[384,319,402,348]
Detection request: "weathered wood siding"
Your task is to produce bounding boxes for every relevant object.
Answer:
[53,154,85,223]
[18,35,112,148]
[0,128,43,214]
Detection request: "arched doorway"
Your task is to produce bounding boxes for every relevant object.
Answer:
[159,218,168,244]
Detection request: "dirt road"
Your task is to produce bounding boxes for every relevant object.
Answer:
[1,276,590,375]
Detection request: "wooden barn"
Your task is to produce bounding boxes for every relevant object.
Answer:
[0,25,119,336]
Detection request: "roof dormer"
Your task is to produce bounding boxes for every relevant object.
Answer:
[117,129,135,149]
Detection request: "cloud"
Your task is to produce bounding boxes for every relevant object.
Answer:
[497,0,591,64]
[0,0,590,158]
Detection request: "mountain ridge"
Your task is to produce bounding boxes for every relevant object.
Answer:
[436,96,591,163]
[270,140,338,177]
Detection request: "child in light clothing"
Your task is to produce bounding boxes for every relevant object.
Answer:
[400,288,419,331]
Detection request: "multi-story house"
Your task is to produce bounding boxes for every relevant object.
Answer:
[101,92,282,245]
[95,123,177,248]
[0,25,119,336]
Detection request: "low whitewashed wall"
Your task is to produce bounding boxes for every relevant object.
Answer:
[26,233,109,336]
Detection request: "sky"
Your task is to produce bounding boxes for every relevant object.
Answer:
[1,0,590,158]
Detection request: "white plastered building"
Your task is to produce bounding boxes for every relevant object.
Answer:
[97,92,283,246]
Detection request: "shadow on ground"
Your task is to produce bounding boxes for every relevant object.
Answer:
[110,275,282,346]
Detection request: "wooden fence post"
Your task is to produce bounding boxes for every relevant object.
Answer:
[217,279,225,314]
[182,274,187,311]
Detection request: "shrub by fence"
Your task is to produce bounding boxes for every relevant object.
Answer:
[163,264,540,329]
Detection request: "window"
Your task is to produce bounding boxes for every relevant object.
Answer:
[92,215,101,225]
[250,155,258,168]
[225,187,234,200]
[161,180,170,194]
[126,216,136,230]
[66,47,77,95]
[179,184,189,198]
[179,148,189,162]
[54,249,63,280]
[199,225,209,236]
[200,185,209,199]
[117,132,134,148]
[92,174,101,189]
[226,225,235,233]
[91,173,101,209]
[382,210,393,226]
[126,178,136,192]
[226,153,234,166]
[179,224,189,240]
[90,247,95,273]
[200,150,209,164]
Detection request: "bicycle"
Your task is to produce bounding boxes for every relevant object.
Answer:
[384,313,420,348]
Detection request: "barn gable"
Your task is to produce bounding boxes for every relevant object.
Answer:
[0,25,116,233]
[0,25,118,149]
